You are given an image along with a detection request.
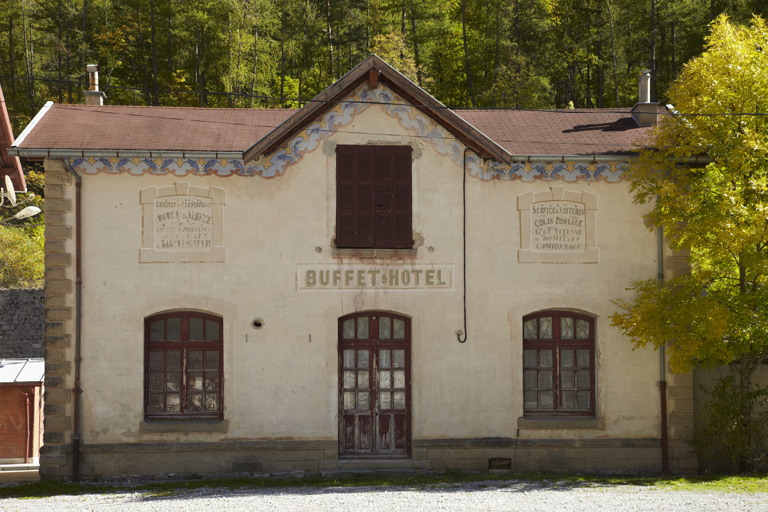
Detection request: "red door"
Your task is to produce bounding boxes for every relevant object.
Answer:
[339,312,410,457]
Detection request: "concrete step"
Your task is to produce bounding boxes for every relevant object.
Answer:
[337,458,416,471]
[0,464,39,472]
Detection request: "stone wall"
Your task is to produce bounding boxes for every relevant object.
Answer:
[0,288,44,358]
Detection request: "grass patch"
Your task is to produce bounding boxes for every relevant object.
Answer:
[1,471,766,499]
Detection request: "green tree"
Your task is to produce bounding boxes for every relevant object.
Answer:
[611,15,768,470]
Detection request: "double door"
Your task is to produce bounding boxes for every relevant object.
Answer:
[339,312,410,456]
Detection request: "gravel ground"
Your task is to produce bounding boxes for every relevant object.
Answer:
[2,479,768,511]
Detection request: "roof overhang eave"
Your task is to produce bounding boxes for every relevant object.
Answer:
[7,149,245,160]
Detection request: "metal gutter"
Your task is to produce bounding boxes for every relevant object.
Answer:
[7,149,244,160]
[11,101,53,149]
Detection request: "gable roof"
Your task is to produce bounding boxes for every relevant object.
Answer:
[0,84,25,192]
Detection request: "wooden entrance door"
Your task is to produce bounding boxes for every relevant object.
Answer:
[339,312,410,457]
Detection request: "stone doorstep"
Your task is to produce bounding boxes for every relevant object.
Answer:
[0,464,40,472]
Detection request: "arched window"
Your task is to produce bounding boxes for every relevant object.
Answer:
[145,312,223,420]
[523,311,595,416]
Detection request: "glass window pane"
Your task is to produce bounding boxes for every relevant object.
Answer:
[189,350,204,370]
[561,370,575,390]
[379,349,391,369]
[149,320,164,341]
[577,370,590,390]
[524,391,538,410]
[357,350,369,369]
[167,317,181,341]
[167,393,180,413]
[357,391,370,410]
[540,349,553,368]
[205,372,219,391]
[379,391,391,410]
[561,317,574,339]
[205,351,219,370]
[189,371,203,390]
[357,317,369,339]
[524,369,538,389]
[393,319,405,339]
[343,319,355,339]
[578,391,591,409]
[540,391,554,410]
[188,393,203,411]
[561,349,575,368]
[149,350,164,370]
[379,317,391,339]
[166,372,181,392]
[523,319,537,339]
[576,319,590,339]
[393,390,406,410]
[189,318,203,341]
[205,319,220,341]
[577,349,590,368]
[357,371,369,389]
[540,370,553,390]
[149,393,164,413]
[205,393,219,412]
[379,370,391,389]
[344,371,356,389]
[393,350,405,368]
[149,372,164,391]
[393,370,405,388]
[540,317,553,339]
[166,350,181,370]
[343,391,355,410]
[343,350,355,369]
[562,390,575,410]
[523,350,538,368]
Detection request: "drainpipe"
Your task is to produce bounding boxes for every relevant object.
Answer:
[64,160,82,482]
[658,223,668,474]
[23,388,31,464]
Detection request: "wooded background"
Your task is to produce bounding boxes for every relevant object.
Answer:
[0,0,765,131]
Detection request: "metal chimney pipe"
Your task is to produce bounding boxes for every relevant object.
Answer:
[84,64,105,106]
[639,69,652,104]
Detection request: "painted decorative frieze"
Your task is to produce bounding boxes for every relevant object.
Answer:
[139,182,226,263]
[517,187,599,263]
[297,265,454,291]
[466,155,628,182]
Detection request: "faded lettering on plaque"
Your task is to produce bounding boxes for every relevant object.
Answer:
[531,201,586,253]
[154,196,213,250]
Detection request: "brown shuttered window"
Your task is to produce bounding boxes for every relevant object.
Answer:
[336,145,412,249]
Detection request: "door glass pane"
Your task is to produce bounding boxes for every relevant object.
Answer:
[357,371,369,389]
[149,393,164,413]
[149,372,164,391]
[540,391,554,410]
[577,370,590,390]
[379,391,391,410]
[205,319,220,341]
[562,390,575,409]
[393,390,406,410]
[166,372,181,391]
[189,371,203,390]
[524,391,538,410]
[577,391,591,409]
[393,349,405,368]
[540,370,553,390]
[524,370,538,389]
[166,350,181,370]
[189,318,203,340]
[149,320,164,341]
[149,350,164,370]
[166,394,181,412]
[167,317,181,341]
[343,350,355,369]
[561,317,574,339]
[357,350,369,369]
[357,317,369,339]
[357,391,370,410]
[343,319,355,339]
[379,370,391,389]
[523,349,538,368]
[343,371,356,389]
[379,317,391,339]
[539,317,553,339]
[205,351,219,370]
[577,349,590,368]
[205,394,219,412]
[576,319,590,339]
[523,319,537,339]
[393,319,405,339]
[189,350,204,370]
[379,349,391,369]
[561,349,575,368]
[561,370,575,390]
[205,372,219,391]
[188,393,203,411]
[539,349,553,368]
[393,370,405,388]
[343,391,355,410]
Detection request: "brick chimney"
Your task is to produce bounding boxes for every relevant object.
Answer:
[84,64,106,106]
[631,69,658,127]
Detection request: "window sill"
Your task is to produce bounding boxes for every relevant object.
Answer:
[332,248,418,258]
[517,416,604,430]
[139,420,229,433]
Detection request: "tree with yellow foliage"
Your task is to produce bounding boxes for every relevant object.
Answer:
[611,15,768,471]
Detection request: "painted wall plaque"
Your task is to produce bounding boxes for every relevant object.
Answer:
[297,265,454,291]
[518,187,599,263]
[140,182,226,263]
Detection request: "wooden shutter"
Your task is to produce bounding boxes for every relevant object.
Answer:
[335,146,356,247]
[392,147,413,248]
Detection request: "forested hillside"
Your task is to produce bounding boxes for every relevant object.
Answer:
[0,0,765,131]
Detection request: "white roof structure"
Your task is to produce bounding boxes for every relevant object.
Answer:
[0,358,45,384]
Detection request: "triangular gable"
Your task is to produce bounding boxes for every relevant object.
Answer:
[243,55,511,165]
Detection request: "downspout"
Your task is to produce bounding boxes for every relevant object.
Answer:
[64,160,82,482]
[658,222,668,474]
[23,388,31,464]
[457,148,470,343]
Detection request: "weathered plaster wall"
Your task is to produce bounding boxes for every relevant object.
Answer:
[0,288,44,358]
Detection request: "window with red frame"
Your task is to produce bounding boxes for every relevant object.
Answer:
[144,312,223,420]
[523,312,595,415]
